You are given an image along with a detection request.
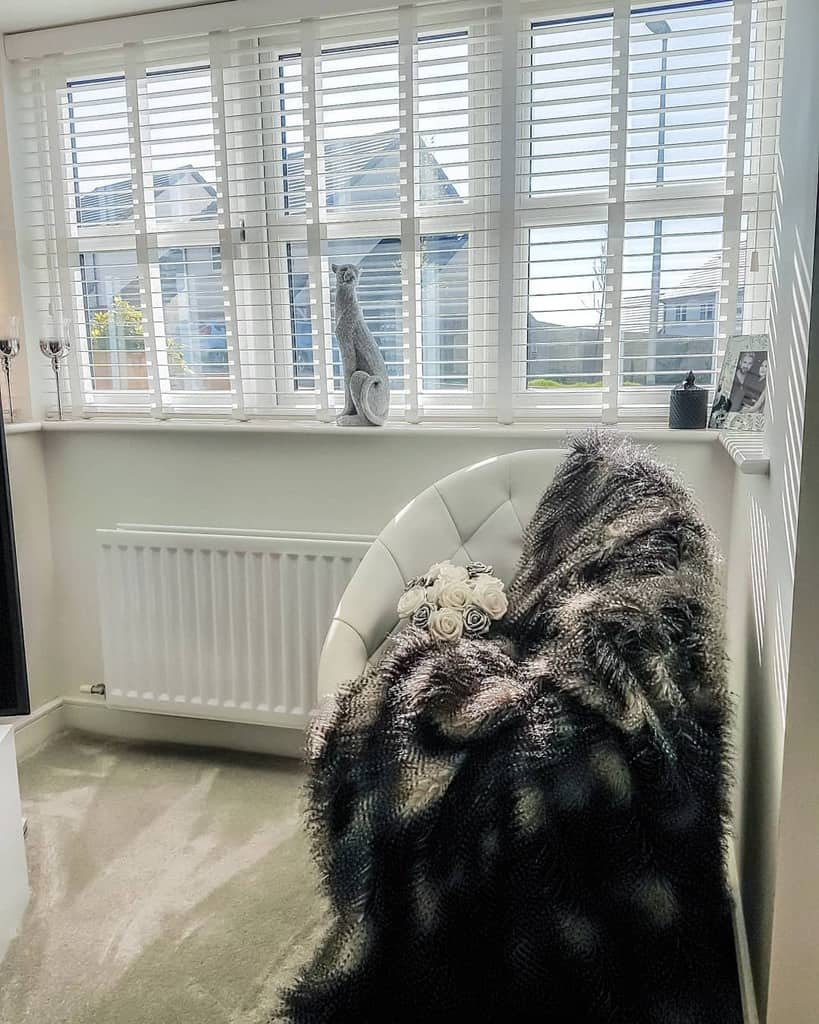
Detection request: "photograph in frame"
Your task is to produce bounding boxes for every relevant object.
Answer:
[708,334,768,431]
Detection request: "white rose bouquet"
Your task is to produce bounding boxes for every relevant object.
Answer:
[397,560,508,641]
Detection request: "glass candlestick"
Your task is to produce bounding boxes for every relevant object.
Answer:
[39,319,72,421]
[0,315,20,423]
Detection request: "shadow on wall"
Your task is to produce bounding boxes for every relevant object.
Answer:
[737,108,816,1014]
[767,167,813,721]
[735,490,781,1019]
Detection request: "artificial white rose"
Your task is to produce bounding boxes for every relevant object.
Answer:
[471,573,503,595]
[438,563,469,584]
[397,585,427,619]
[425,578,444,605]
[425,562,446,583]
[439,581,473,610]
[428,606,464,642]
[471,576,508,620]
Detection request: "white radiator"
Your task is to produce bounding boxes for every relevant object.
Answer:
[96,525,373,728]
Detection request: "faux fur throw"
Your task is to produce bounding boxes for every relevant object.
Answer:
[278,432,741,1024]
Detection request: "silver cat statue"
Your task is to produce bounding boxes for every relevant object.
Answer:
[332,263,390,426]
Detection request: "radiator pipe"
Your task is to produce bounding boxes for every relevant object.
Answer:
[79,683,106,696]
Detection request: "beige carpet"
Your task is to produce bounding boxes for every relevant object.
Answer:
[0,732,326,1024]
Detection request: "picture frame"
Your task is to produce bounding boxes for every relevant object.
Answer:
[708,334,768,431]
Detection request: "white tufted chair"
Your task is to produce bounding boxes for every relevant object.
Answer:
[317,448,568,700]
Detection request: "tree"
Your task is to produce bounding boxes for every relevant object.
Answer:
[90,295,189,375]
[590,241,607,332]
[90,295,144,352]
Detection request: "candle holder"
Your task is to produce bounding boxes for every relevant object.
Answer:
[39,319,72,421]
[0,315,21,423]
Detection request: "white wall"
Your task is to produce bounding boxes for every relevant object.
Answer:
[766,275,819,1021]
[762,0,819,1014]
[724,470,783,1015]
[0,49,33,422]
[739,0,819,1015]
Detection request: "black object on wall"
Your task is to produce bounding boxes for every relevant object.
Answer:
[0,413,28,716]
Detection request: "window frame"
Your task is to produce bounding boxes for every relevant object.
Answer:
[255,24,496,418]
[512,0,739,420]
[23,0,779,424]
[64,65,235,414]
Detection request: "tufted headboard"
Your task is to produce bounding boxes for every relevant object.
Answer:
[316,448,567,700]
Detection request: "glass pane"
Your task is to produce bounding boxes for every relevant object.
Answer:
[627,3,733,187]
[417,35,470,205]
[318,42,400,213]
[68,77,131,226]
[279,55,306,216]
[421,234,468,390]
[143,66,217,226]
[286,242,314,391]
[620,215,723,386]
[80,251,147,391]
[526,14,614,196]
[158,245,228,391]
[526,224,606,388]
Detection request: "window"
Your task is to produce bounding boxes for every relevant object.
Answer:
[12,0,783,422]
[65,65,226,407]
[521,2,747,410]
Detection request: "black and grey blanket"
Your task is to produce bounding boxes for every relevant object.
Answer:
[279,432,742,1023]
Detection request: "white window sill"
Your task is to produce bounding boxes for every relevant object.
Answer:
[7,417,716,441]
[4,418,769,474]
[4,422,43,436]
[719,432,771,476]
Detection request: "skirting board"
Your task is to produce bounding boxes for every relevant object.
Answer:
[62,696,307,760]
[2,697,66,760]
[6,695,306,761]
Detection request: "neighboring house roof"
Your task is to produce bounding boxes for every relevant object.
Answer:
[660,254,725,301]
[618,253,747,335]
[78,132,460,226]
[282,130,461,214]
[78,166,217,225]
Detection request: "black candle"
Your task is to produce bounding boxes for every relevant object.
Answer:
[669,370,708,429]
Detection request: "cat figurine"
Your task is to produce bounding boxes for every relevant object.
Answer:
[332,263,390,426]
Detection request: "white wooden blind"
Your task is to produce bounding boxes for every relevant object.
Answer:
[8,0,783,424]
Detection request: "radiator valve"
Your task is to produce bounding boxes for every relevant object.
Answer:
[80,683,106,696]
